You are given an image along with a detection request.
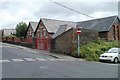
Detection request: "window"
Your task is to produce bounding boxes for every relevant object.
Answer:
[107,48,119,53]
[117,26,119,40]
[32,32,34,37]
[43,29,46,37]
[113,25,116,40]
[30,31,32,36]
[39,30,42,38]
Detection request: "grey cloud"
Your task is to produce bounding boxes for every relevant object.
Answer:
[35,2,79,18]
[35,2,118,18]
[0,2,23,11]
[0,1,118,29]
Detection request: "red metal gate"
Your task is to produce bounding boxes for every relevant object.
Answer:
[35,38,51,50]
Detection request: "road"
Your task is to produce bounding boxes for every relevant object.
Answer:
[0,43,119,78]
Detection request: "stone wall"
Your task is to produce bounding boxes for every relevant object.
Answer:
[50,28,98,55]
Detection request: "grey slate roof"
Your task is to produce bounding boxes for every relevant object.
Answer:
[36,15,119,38]
[52,24,75,38]
[77,16,119,32]
[41,18,76,33]
[29,22,38,32]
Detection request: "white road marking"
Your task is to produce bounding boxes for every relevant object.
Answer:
[36,58,47,61]
[39,66,48,69]
[24,58,36,61]
[12,58,24,62]
[0,59,10,63]
[0,58,84,63]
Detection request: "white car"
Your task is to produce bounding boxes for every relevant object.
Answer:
[99,48,120,63]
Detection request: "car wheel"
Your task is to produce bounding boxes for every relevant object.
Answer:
[114,58,118,64]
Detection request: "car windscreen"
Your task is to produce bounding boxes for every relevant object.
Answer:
[107,48,119,53]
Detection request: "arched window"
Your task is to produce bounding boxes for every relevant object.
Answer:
[30,31,32,36]
[43,29,46,38]
[117,26,119,40]
[39,30,42,38]
[113,25,116,40]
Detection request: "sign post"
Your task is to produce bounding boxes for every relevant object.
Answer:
[76,28,81,57]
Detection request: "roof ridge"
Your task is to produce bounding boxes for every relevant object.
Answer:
[78,15,118,23]
[29,21,38,23]
[108,16,118,31]
[3,29,15,30]
[41,18,75,23]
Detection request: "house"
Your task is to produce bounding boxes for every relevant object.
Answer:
[34,18,76,50]
[34,16,119,51]
[50,16,120,54]
[2,29,16,37]
[0,29,2,42]
[50,24,98,54]
[25,22,38,43]
[1,29,16,42]
[26,22,38,38]
[77,15,120,40]
[52,24,75,38]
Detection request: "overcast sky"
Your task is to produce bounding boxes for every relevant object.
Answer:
[0,0,119,29]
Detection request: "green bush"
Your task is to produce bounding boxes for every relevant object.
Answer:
[95,49,103,55]
[71,39,119,61]
[71,50,78,58]
[80,49,86,58]
[86,53,99,61]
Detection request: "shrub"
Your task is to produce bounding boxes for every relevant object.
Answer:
[71,50,78,58]
[71,39,118,61]
[80,49,86,58]
[86,53,99,61]
[95,49,103,55]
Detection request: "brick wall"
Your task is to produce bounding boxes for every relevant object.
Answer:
[118,25,120,40]
[107,25,120,40]
[35,21,51,39]
[98,32,108,40]
[50,28,98,54]
[107,25,114,40]
[26,26,34,38]
[51,28,73,54]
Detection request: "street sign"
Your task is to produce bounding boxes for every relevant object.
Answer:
[76,28,81,35]
[76,28,81,57]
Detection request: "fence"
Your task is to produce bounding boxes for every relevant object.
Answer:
[2,37,51,50]
[2,37,33,43]
[2,37,35,48]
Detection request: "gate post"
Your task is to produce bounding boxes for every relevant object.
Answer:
[35,38,38,49]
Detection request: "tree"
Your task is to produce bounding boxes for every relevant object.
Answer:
[16,22,27,38]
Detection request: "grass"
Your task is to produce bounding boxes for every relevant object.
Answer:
[71,39,119,61]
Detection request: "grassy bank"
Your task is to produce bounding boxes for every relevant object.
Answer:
[71,40,119,61]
